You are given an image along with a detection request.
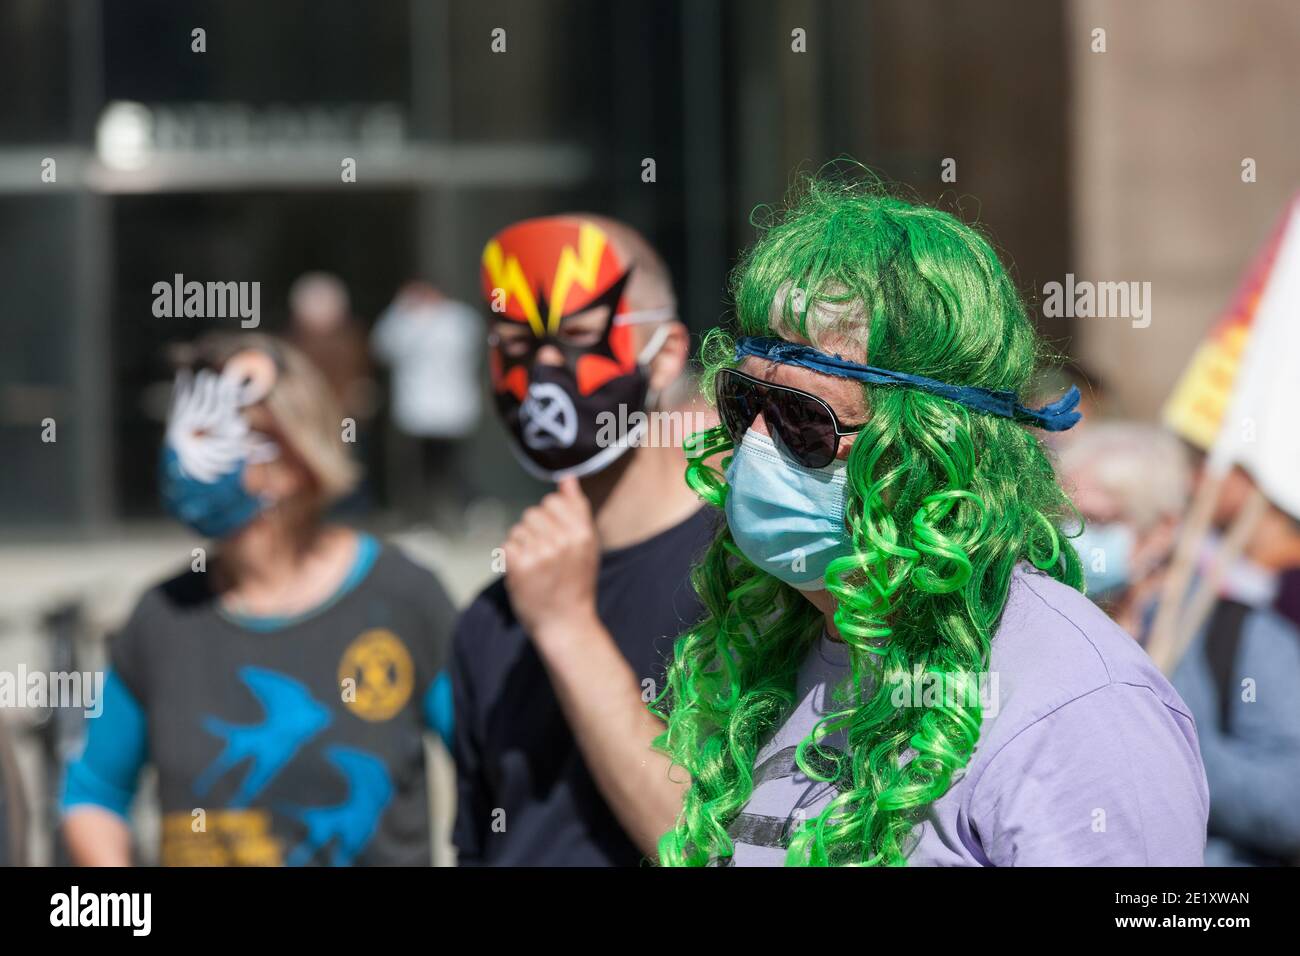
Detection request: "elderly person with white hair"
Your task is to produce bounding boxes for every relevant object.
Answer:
[1061,422,1191,639]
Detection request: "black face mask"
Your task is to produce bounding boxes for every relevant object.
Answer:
[495,321,670,481]
[496,361,644,481]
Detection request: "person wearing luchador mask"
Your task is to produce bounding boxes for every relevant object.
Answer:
[449,215,714,865]
[60,334,457,866]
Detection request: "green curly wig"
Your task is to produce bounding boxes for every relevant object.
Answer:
[653,174,1083,867]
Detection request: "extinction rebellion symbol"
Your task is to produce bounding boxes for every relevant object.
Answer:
[521,382,578,449]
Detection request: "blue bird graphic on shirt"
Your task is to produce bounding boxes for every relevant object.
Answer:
[284,745,394,866]
[195,667,332,807]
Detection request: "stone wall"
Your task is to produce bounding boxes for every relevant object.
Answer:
[1070,0,1300,418]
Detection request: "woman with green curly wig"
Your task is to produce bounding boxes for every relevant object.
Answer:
[513,176,1208,866]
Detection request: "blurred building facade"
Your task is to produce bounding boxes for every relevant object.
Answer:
[1,0,1079,536]
[1071,0,1300,419]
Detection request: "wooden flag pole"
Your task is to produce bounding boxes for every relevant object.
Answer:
[1145,470,1222,673]
[1157,487,1268,676]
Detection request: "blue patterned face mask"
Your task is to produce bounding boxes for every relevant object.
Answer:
[160,449,264,538]
[724,429,854,590]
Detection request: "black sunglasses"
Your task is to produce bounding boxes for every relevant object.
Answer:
[716,367,865,469]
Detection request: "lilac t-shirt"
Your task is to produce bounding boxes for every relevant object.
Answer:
[724,565,1209,866]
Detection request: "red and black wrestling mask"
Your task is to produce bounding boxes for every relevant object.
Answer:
[480,217,672,480]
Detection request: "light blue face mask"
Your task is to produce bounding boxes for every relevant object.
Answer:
[1073,521,1135,599]
[724,429,853,591]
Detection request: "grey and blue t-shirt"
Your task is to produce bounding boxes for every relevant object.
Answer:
[62,534,456,866]
[724,565,1209,866]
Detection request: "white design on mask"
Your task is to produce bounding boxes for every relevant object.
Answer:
[166,369,251,484]
[520,382,579,449]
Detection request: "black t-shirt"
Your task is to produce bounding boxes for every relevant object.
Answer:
[110,541,454,866]
[450,507,716,866]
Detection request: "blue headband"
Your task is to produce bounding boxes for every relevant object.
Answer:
[734,336,1081,432]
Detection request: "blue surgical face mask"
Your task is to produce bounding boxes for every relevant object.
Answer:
[1073,521,1135,599]
[724,429,853,590]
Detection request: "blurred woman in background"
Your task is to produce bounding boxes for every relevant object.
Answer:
[61,334,455,866]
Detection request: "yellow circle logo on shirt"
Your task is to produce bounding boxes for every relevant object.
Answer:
[338,629,414,722]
